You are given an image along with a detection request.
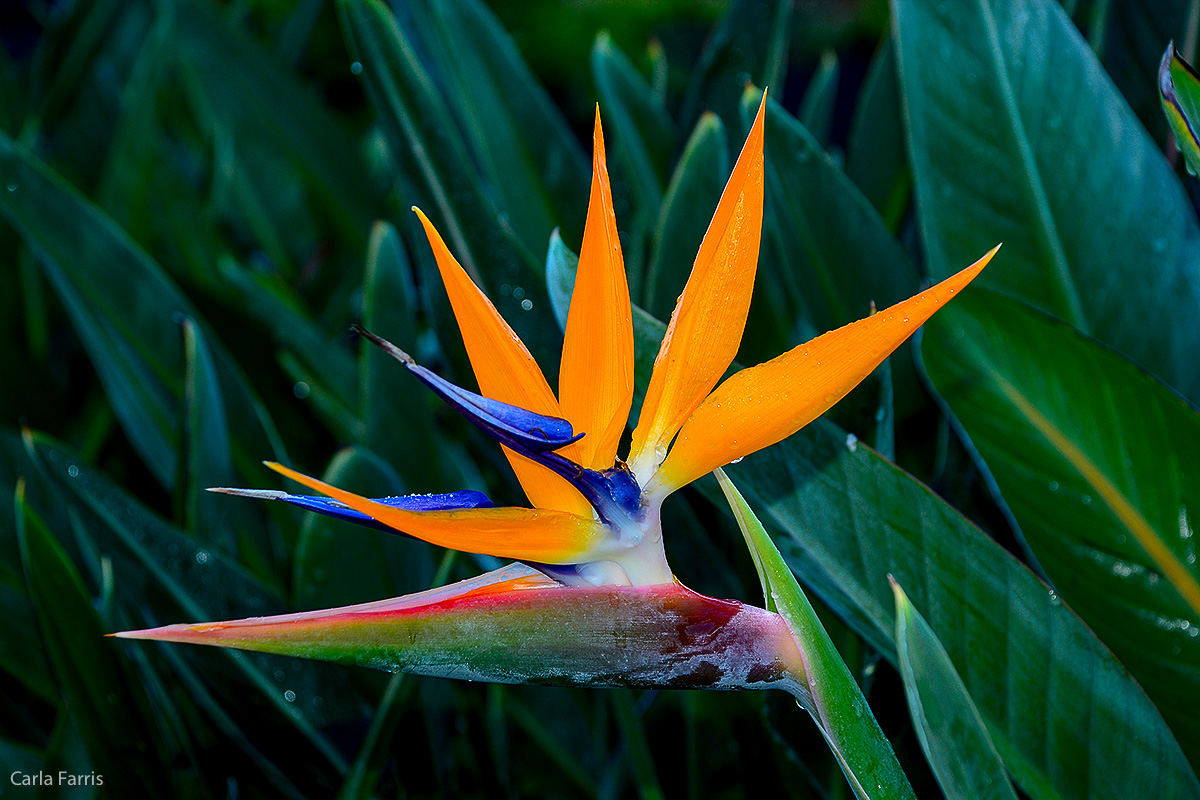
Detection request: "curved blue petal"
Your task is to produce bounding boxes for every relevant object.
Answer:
[354,326,582,453]
[354,327,646,526]
[208,487,492,532]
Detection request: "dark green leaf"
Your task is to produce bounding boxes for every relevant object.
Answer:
[1092,0,1195,143]
[21,434,348,775]
[591,31,677,296]
[181,318,235,553]
[360,221,447,486]
[292,447,435,609]
[173,0,374,247]
[845,38,911,231]
[413,0,589,260]
[16,483,171,796]
[0,133,286,491]
[644,112,729,323]
[798,50,839,148]
[339,0,562,369]
[682,0,793,132]
[893,0,1200,402]
[921,288,1200,762]
[892,578,1018,800]
[217,257,358,409]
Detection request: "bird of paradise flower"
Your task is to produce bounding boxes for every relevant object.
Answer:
[115,95,995,787]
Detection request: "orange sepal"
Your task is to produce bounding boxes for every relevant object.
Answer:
[655,247,999,493]
[266,462,608,564]
[558,108,634,471]
[414,208,592,517]
[629,94,767,478]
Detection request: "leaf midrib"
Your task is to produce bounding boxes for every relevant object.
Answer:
[976,0,1087,330]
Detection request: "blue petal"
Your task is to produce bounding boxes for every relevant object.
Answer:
[354,326,583,453]
[354,327,645,526]
[208,488,492,533]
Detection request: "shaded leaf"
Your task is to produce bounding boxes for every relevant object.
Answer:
[920,288,1200,761]
[411,0,589,260]
[644,112,730,324]
[845,38,911,231]
[545,228,579,332]
[893,0,1200,402]
[339,0,561,370]
[892,578,1019,800]
[798,50,839,148]
[591,31,677,296]
[16,483,171,797]
[1092,0,1196,143]
[0,132,286,491]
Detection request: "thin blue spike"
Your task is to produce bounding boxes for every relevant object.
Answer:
[208,488,492,533]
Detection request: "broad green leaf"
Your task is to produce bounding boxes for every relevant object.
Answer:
[644,112,729,324]
[339,0,561,371]
[920,288,1200,761]
[798,50,839,148]
[846,38,911,231]
[892,578,1019,800]
[591,31,677,296]
[893,0,1200,402]
[717,469,916,800]
[1161,42,1200,176]
[16,483,171,797]
[630,311,1200,800]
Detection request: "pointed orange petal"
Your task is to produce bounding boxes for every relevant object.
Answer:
[558,108,634,470]
[628,94,767,480]
[414,208,591,516]
[266,463,608,564]
[654,247,999,494]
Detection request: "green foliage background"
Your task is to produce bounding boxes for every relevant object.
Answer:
[1,0,1198,797]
